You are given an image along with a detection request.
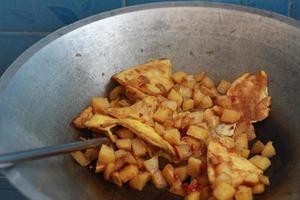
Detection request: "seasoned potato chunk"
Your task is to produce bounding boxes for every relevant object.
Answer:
[251,140,265,155]
[112,172,123,187]
[213,182,235,200]
[91,97,109,113]
[261,141,276,158]
[131,138,147,156]
[217,80,231,94]
[200,96,213,109]
[235,186,253,200]
[153,107,172,123]
[152,171,167,188]
[71,151,90,167]
[172,71,187,83]
[98,144,115,164]
[182,99,194,111]
[187,157,202,177]
[221,109,241,123]
[143,156,159,174]
[215,173,232,186]
[129,172,151,191]
[175,144,192,160]
[202,76,215,88]
[244,173,259,186]
[119,165,139,183]
[193,90,205,106]
[186,125,208,141]
[84,148,99,161]
[162,164,176,186]
[168,89,183,107]
[249,156,271,171]
[163,128,181,145]
[169,180,185,196]
[116,139,132,151]
[252,183,265,194]
[259,175,270,186]
[174,166,188,182]
[115,128,135,139]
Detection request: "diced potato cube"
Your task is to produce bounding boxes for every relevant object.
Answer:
[185,191,200,200]
[259,175,270,186]
[154,122,165,135]
[98,144,115,164]
[215,96,232,109]
[115,128,135,139]
[235,186,253,200]
[91,97,109,113]
[193,90,205,106]
[153,107,172,123]
[112,172,123,187]
[202,76,215,88]
[169,180,185,196]
[109,86,122,101]
[252,183,265,194]
[181,136,201,151]
[179,86,193,98]
[261,141,276,158]
[194,72,205,82]
[168,89,183,107]
[152,171,167,189]
[71,151,90,167]
[116,139,132,151]
[251,140,265,155]
[163,128,181,145]
[163,119,174,128]
[249,156,271,171]
[124,153,137,165]
[204,109,220,129]
[119,165,139,183]
[213,182,235,200]
[104,163,116,180]
[221,109,241,123]
[175,144,192,160]
[235,133,248,151]
[239,149,250,158]
[143,156,159,174]
[161,100,178,111]
[186,125,208,141]
[84,148,99,161]
[187,157,202,177]
[129,172,151,191]
[182,99,194,111]
[114,149,128,159]
[200,96,213,109]
[217,80,231,94]
[175,166,188,182]
[132,138,147,156]
[162,164,176,186]
[172,71,187,83]
[244,173,259,186]
[215,173,232,186]
[95,163,105,173]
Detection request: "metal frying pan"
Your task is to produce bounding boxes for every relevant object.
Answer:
[0,2,300,200]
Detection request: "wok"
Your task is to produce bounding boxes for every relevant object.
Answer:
[0,2,300,200]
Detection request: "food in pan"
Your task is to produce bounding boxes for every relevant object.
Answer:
[71,59,275,200]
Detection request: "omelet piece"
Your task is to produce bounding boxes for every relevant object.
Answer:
[119,118,176,156]
[227,71,271,123]
[207,141,262,187]
[113,59,174,96]
[72,106,93,129]
[106,96,158,125]
[84,114,175,156]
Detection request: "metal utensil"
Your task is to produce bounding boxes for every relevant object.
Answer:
[0,138,107,168]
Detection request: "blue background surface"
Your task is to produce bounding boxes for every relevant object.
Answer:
[0,0,299,199]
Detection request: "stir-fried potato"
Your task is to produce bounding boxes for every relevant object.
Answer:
[71,59,275,199]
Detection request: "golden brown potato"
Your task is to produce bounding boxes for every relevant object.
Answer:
[215,96,232,109]
[84,148,99,161]
[194,72,205,82]
[215,173,232,186]
[217,80,231,94]
[178,86,193,98]
[252,183,265,194]
[213,182,235,200]
[235,186,253,200]
[172,71,187,84]
[175,144,192,160]
[186,125,208,141]
[244,173,259,186]
[239,149,250,159]
[187,157,202,177]
[261,141,276,158]
[115,128,135,139]
[169,180,186,196]
[91,97,109,114]
[71,151,90,167]
[168,89,183,107]
[163,128,181,145]
[160,100,178,111]
[162,164,176,186]
[119,165,139,183]
[221,109,241,123]
[153,107,172,123]
[131,138,147,157]
[116,139,132,151]
[249,155,271,171]
[152,171,167,189]
[174,166,188,182]
[202,76,215,88]
[109,86,123,101]
[104,163,116,180]
[129,172,151,191]
[112,172,123,187]
[185,191,200,200]
[143,156,159,174]
[98,144,115,164]
[251,140,265,155]
[193,90,205,106]
[95,163,105,173]
[200,95,213,109]
[259,175,270,186]
[182,99,194,111]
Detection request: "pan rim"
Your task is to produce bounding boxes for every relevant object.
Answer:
[1,2,300,199]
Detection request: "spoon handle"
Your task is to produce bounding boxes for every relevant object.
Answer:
[0,138,107,168]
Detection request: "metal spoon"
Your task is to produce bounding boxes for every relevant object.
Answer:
[0,137,107,168]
